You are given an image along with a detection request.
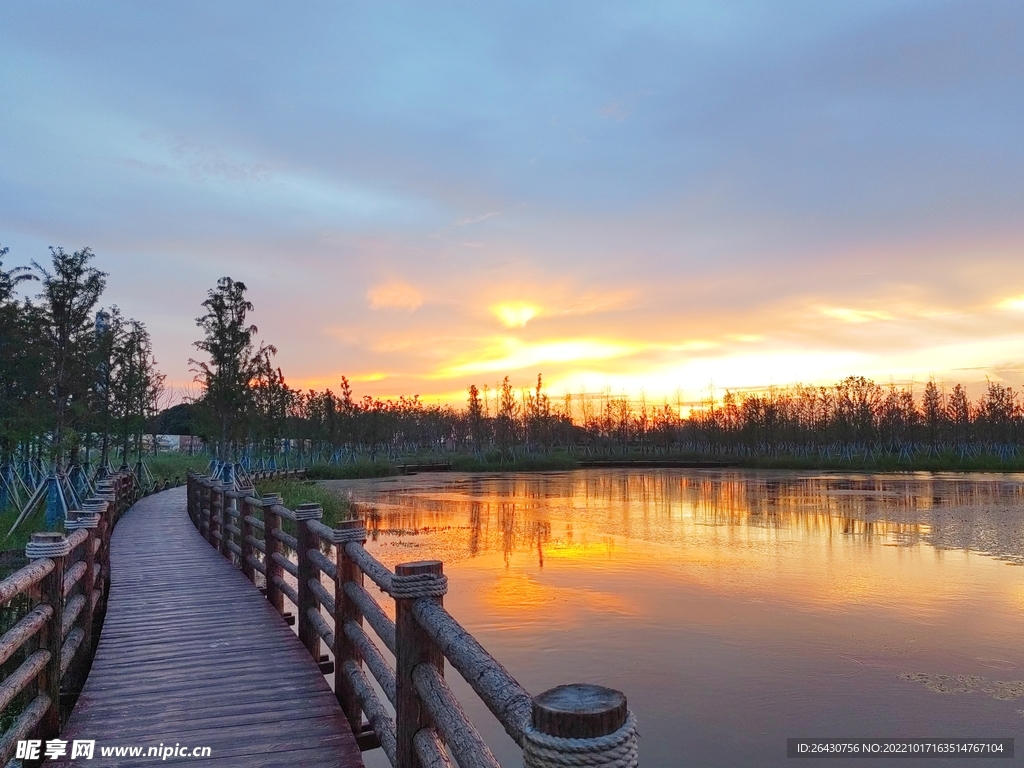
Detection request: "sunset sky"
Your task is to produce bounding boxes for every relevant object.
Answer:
[2,2,1023,405]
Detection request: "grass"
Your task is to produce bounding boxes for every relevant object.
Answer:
[449,452,580,472]
[299,447,1024,479]
[725,452,1024,473]
[144,453,211,481]
[303,460,397,480]
[0,507,36,554]
[254,477,353,527]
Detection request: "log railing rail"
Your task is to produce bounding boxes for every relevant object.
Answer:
[0,472,137,767]
[187,471,639,768]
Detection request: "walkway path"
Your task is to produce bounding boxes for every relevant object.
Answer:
[49,487,363,767]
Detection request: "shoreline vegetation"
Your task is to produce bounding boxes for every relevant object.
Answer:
[302,448,1024,478]
[8,270,1024,552]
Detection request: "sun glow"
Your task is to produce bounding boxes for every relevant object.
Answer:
[997,295,1024,311]
[438,337,639,377]
[492,302,540,328]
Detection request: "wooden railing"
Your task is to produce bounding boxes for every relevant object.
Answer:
[187,472,639,768]
[0,472,136,767]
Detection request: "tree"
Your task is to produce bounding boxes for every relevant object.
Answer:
[151,403,200,436]
[834,376,881,444]
[978,380,1017,444]
[0,246,42,466]
[922,379,944,447]
[190,277,276,459]
[251,366,294,450]
[109,318,165,463]
[467,384,484,453]
[495,376,518,455]
[948,384,972,445]
[32,247,107,467]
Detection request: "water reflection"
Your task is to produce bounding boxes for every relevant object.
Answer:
[328,470,1024,768]
[349,471,1023,568]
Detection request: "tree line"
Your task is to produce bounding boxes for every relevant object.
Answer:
[183,277,1024,463]
[0,246,165,475]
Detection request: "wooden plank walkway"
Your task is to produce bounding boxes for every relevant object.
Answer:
[48,487,363,767]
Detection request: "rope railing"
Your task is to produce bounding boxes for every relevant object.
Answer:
[187,471,639,768]
[0,471,137,768]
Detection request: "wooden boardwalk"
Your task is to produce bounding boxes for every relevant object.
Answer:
[48,487,363,767]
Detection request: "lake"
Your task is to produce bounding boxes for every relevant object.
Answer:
[322,469,1024,767]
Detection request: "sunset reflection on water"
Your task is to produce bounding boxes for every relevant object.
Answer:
[326,470,1024,767]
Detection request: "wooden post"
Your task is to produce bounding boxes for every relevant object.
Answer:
[85,499,110,606]
[193,474,202,528]
[82,517,97,654]
[525,684,635,768]
[215,484,227,556]
[27,532,69,741]
[295,503,323,660]
[186,474,197,524]
[263,494,284,615]
[334,520,365,731]
[395,560,445,768]
[240,492,255,583]
[90,493,114,586]
[66,513,99,665]
[218,484,231,559]
[531,684,626,738]
[208,480,219,547]
[201,480,213,542]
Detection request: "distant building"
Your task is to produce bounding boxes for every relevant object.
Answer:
[139,435,205,453]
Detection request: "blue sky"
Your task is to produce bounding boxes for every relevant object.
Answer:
[2,1,1023,403]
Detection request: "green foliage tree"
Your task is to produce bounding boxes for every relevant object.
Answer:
[496,376,518,455]
[109,317,165,463]
[948,384,972,445]
[0,246,41,462]
[32,247,107,467]
[251,366,295,450]
[467,384,484,453]
[189,277,276,459]
[922,379,944,447]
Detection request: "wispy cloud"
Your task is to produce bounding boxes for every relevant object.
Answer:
[819,307,894,324]
[458,211,499,226]
[367,282,424,311]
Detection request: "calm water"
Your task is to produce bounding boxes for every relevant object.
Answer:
[324,470,1024,767]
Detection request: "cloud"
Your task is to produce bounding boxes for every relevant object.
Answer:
[599,101,629,121]
[458,211,499,226]
[4,2,1024,405]
[819,307,894,323]
[367,282,424,311]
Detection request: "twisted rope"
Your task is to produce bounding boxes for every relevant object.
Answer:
[65,514,100,530]
[329,525,367,545]
[522,711,638,768]
[388,572,448,599]
[26,539,72,560]
[294,504,323,521]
